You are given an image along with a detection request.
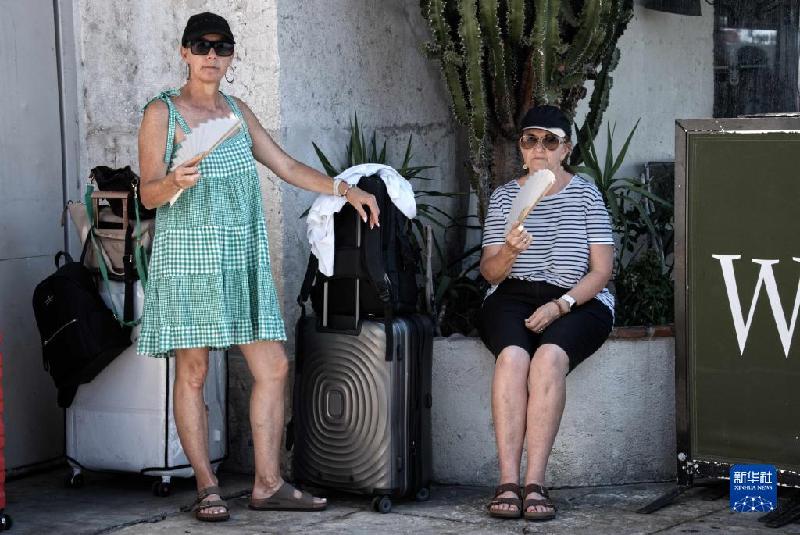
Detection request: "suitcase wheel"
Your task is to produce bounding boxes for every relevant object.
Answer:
[65,472,84,489]
[371,495,392,514]
[0,513,11,531]
[151,480,171,497]
[415,487,430,502]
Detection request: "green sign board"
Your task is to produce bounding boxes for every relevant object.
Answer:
[676,118,800,485]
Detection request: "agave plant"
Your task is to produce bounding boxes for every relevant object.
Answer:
[310,114,481,322]
[309,114,456,236]
[574,119,675,326]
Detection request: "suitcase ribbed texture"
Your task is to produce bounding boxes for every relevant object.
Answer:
[293,315,432,502]
[294,320,398,492]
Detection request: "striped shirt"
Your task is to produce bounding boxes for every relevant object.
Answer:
[482,175,615,313]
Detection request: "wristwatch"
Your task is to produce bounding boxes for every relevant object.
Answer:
[559,293,576,310]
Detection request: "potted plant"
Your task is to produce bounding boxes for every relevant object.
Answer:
[575,120,674,332]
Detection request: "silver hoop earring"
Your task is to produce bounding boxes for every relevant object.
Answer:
[225,66,234,84]
[522,163,528,170]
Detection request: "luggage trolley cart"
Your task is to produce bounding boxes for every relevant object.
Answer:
[65,280,228,496]
[65,190,228,495]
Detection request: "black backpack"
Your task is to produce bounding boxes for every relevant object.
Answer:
[298,174,420,330]
[32,252,131,407]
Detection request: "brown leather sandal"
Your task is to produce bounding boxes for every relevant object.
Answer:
[523,483,556,521]
[249,481,327,511]
[486,482,522,519]
[192,485,230,522]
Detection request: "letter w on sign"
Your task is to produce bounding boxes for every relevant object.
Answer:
[712,255,800,357]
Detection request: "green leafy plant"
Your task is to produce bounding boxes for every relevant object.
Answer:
[430,233,488,336]
[310,114,435,182]
[614,249,674,326]
[575,120,675,326]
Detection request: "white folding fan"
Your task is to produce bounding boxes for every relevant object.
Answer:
[168,113,242,205]
[505,169,556,233]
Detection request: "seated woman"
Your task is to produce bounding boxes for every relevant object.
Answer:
[479,105,614,521]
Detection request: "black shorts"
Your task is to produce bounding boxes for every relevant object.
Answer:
[478,279,613,372]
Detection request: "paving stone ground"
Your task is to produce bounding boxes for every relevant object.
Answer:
[5,468,800,534]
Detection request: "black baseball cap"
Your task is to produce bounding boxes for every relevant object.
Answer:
[182,12,235,46]
[520,105,571,139]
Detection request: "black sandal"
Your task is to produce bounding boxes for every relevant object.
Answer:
[192,485,230,522]
[523,483,556,521]
[487,482,522,519]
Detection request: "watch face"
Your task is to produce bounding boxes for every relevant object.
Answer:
[561,295,576,308]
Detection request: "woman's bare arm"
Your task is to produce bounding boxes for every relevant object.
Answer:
[138,100,201,209]
[521,243,614,333]
[479,225,531,285]
[564,244,613,305]
[233,97,380,227]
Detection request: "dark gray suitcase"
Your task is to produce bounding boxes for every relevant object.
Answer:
[292,310,433,513]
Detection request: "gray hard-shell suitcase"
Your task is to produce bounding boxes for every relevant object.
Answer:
[292,202,433,513]
[292,312,433,513]
[287,199,433,513]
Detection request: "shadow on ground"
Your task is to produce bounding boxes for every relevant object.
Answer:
[5,468,800,534]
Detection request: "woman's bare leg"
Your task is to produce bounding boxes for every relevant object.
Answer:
[174,347,226,515]
[239,340,325,507]
[523,344,569,514]
[490,345,530,514]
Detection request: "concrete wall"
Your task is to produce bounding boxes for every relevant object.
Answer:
[1,0,74,472]
[275,0,459,353]
[73,0,283,261]
[227,2,461,473]
[575,3,715,179]
[223,0,460,473]
[432,336,676,487]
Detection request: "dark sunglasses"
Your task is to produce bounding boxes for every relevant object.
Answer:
[188,39,234,57]
[520,133,564,151]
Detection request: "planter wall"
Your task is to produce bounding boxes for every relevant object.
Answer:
[431,331,676,487]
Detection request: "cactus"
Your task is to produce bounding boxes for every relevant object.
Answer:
[422,0,634,220]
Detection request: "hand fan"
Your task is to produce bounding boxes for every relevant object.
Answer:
[168,113,242,204]
[505,169,556,233]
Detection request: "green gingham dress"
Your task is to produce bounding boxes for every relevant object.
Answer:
[137,88,286,357]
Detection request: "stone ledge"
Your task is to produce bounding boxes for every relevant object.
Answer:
[610,324,675,339]
[227,336,677,487]
[431,335,676,487]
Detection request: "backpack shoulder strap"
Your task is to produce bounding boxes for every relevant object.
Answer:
[297,253,319,315]
[357,175,392,303]
[362,223,391,303]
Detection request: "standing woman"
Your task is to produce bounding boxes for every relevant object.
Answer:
[137,12,379,522]
[479,105,614,521]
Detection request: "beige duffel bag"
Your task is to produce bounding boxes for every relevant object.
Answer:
[66,191,154,279]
